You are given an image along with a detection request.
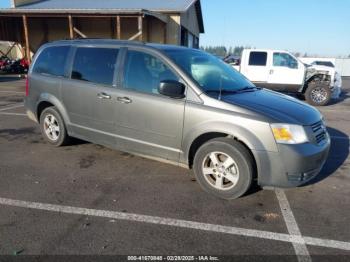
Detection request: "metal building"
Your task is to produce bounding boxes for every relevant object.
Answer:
[0,0,204,61]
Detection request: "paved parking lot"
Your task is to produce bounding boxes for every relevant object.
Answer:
[0,76,349,260]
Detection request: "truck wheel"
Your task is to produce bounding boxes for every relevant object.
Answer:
[40,107,70,146]
[305,82,331,106]
[193,138,254,200]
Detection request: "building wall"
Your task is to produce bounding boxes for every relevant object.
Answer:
[0,17,23,43]
[120,17,139,40]
[180,4,200,37]
[0,13,194,55]
[335,59,350,77]
[76,17,114,38]
[146,17,165,44]
[24,17,144,52]
[166,15,181,45]
[27,17,69,51]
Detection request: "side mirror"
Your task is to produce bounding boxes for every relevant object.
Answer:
[158,80,186,99]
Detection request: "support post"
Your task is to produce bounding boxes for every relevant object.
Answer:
[116,16,121,39]
[22,15,30,62]
[163,22,167,44]
[68,15,74,39]
[138,15,143,41]
[73,27,87,38]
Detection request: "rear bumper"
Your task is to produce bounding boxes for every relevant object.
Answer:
[24,97,38,123]
[253,137,331,188]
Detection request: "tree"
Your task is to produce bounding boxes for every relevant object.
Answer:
[200,46,227,57]
[348,54,350,58]
[233,46,244,56]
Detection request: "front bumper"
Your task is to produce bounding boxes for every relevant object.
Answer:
[253,137,331,188]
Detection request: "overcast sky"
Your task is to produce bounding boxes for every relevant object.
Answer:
[1,0,349,57]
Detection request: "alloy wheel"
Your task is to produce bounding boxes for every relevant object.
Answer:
[202,151,240,191]
[311,87,328,104]
[43,114,60,141]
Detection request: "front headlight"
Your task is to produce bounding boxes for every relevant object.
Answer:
[271,124,308,144]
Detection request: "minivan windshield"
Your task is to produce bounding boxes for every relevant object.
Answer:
[164,49,256,96]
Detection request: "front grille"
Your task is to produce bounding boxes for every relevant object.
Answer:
[316,132,327,144]
[311,121,323,132]
[311,121,327,145]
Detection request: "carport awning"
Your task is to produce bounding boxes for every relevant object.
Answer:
[0,8,168,23]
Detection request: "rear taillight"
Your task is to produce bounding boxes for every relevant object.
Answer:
[25,78,29,96]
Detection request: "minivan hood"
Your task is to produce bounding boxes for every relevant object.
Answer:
[221,89,322,125]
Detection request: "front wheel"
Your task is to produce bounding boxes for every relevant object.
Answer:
[305,82,331,106]
[193,138,254,200]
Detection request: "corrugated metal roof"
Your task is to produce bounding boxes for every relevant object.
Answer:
[16,0,197,12]
[1,0,204,33]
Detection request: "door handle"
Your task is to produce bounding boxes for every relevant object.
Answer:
[117,97,132,104]
[269,69,274,75]
[97,92,111,99]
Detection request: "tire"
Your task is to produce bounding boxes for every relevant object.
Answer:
[305,81,331,106]
[296,93,305,100]
[193,138,254,200]
[39,107,70,146]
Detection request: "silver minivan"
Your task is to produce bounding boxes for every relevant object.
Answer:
[24,39,330,199]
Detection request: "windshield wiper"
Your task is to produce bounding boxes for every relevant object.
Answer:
[205,89,239,94]
[204,89,239,100]
[205,87,261,99]
[236,86,261,93]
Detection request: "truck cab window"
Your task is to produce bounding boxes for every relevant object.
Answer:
[248,52,267,66]
[273,52,298,69]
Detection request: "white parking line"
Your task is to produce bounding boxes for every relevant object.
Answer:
[0,197,349,252]
[0,90,25,94]
[320,108,350,112]
[0,112,26,116]
[275,189,311,262]
[0,103,24,112]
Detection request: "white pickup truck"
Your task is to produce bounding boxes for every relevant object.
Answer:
[229,49,342,106]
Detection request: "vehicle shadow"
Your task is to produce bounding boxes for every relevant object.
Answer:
[68,137,89,146]
[328,89,350,105]
[304,126,349,186]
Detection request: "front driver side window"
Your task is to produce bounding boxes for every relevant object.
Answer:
[273,53,298,69]
[123,50,179,95]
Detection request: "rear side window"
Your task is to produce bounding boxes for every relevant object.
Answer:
[71,47,119,86]
[248,52,267,66]
[33,46,70,77]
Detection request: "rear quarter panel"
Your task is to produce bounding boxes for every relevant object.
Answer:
[28,73,71,126]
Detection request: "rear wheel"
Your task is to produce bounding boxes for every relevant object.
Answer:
[40,107,70,146]
[193,138,254,200]
[305,81,331,106]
